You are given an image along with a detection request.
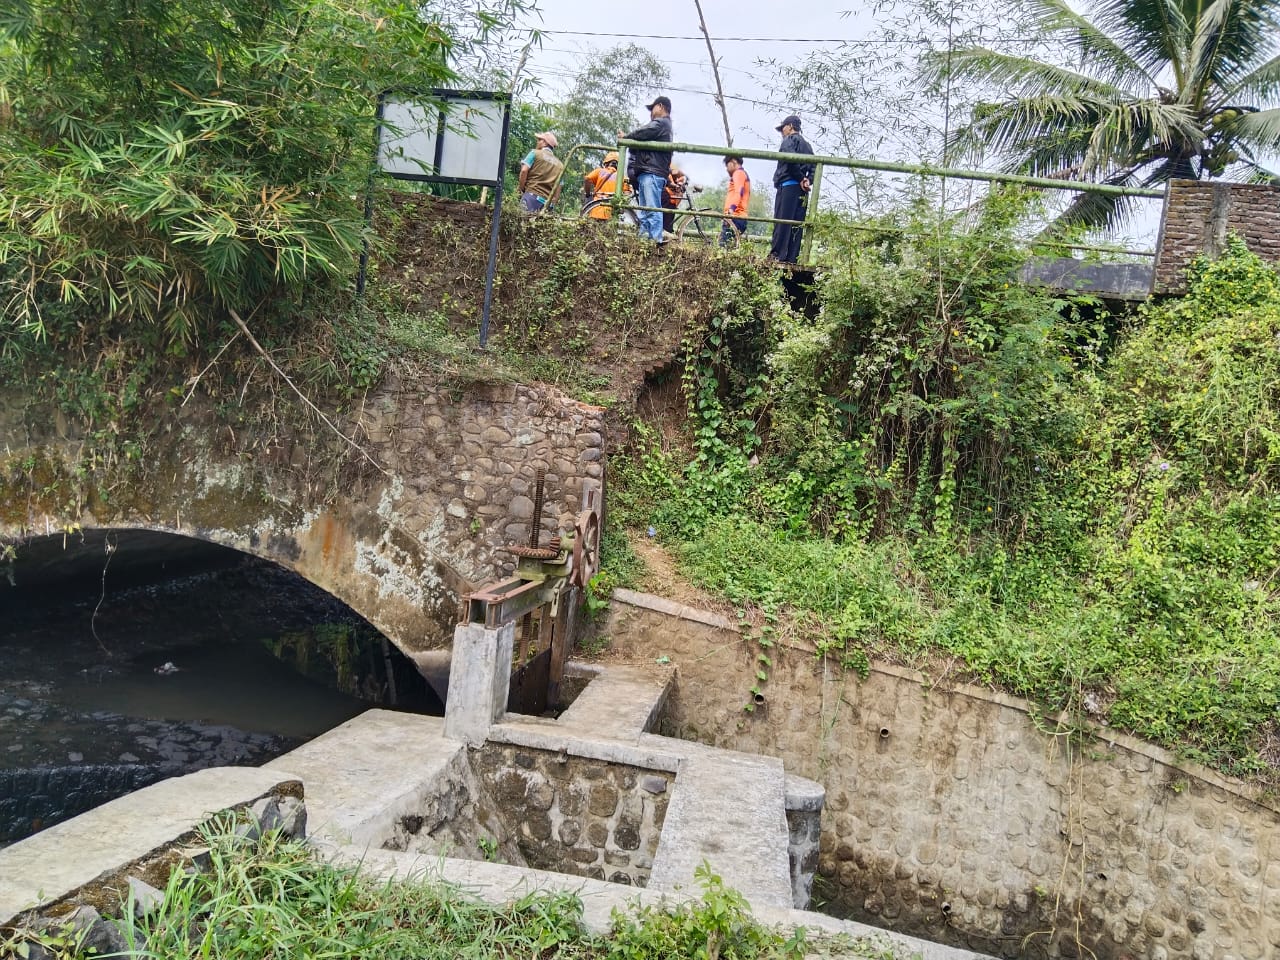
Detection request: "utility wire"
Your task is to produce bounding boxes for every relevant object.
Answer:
[540,29,1049,44]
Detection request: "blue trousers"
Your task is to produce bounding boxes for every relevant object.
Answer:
[720,217,747,246]
[770,183,807,262]
[636,173,664,242]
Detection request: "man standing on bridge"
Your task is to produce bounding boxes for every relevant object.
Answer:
[619,96,673,244]
[518,132,564,214]
[769,115,814,264]
[721,155,750,246]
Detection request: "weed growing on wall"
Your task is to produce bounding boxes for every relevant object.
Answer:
[612,212,1280,780]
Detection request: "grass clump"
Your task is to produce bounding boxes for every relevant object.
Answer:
[4,822,913,960]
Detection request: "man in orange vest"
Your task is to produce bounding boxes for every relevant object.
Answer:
[583,151,627,219]
[721,155,750,246]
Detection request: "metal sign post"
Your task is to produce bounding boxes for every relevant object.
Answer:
[358,89,511,347]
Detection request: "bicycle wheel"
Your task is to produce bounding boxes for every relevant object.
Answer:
[581,199,640,233]
[675,208,718,246]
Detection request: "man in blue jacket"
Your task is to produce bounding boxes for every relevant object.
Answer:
[770,114,815,264]
[619,96,673,243]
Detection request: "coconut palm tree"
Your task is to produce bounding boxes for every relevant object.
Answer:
[930,0,1280,230]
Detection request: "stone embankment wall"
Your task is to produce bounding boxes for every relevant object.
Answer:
[473,745,672,887]
[1,765,158,845]
[0,376,604,658]
[1154,179,1280,293]
[600,591,1280,960]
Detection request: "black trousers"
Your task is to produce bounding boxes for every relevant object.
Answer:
[770,183,806,263]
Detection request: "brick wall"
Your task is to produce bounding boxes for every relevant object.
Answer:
[1154,179,1280,293]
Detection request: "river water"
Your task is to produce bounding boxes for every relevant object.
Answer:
[0,535,441,846]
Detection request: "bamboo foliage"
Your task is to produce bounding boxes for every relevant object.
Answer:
[0,0,529,344]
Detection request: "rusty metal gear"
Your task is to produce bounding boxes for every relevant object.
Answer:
[570,508,601,588]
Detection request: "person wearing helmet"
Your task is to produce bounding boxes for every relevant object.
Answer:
[661,163,688,235]
[583,151,629,220]
[518,132,564,214]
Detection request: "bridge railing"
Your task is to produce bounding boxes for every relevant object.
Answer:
[546,139,1162,265]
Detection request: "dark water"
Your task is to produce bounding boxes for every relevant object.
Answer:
[0,537,441,846]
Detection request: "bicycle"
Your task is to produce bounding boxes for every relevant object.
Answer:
[671,187,723,246]
[580,180,719,245]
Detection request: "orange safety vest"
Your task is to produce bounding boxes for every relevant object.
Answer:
[584,167,629,219]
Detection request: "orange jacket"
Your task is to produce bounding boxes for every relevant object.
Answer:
[724,167,751,217]
[584,166,629,219]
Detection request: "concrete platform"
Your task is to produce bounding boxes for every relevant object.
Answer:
[267,710,465,848]
[0,766,294,924]
[648,749,793,908]
[331,841,993,960]
[555,662,671,742]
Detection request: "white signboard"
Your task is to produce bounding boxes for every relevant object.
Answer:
[377,93,507,185]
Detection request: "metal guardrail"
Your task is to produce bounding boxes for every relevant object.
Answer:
[543,139,1161,263]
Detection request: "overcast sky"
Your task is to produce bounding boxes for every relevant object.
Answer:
[515,1,880,191]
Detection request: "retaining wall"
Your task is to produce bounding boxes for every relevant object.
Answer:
[473,745,672,886]
[600,590,1280,960]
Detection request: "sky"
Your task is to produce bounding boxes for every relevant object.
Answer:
[514,0,880,193]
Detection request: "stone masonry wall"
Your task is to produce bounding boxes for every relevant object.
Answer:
[473,744,672,887]
[1,376,605,657]
[599,591,1280,960]
[1154,179,1280,294]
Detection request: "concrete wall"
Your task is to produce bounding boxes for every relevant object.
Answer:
[1154,180,1280,294]
[0,376,604,657]
[600,591,1280,960]
[473,744,672,887]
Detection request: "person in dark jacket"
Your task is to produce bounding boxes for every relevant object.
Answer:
[618,96,673,243]
[769,114,815,263]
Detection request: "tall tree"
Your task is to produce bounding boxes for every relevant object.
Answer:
[547,43,669,181]
[929,0,1280,229]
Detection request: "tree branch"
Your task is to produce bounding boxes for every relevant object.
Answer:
[227,307,390,478]
[694,0,732,146]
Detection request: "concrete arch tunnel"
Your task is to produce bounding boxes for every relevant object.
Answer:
[1,378,610,697]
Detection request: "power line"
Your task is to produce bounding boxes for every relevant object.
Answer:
[528,62,798,114]
[536,45,762,78]
[540,29,1047,44]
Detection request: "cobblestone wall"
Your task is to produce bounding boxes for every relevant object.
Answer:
[0,765,160,845]
[1,377,606,656]
[600,592,1280,960]
[473,744,672,886]
[1154,180,1280,293]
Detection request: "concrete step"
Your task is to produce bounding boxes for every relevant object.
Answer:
[554,662,672,742]
[0,767,293,924]
[326,842,995,960]
[647,749,793,909]
[267,710,465,849]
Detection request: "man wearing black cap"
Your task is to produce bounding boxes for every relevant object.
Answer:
[770,114,815,263]
[619,96,673,243]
